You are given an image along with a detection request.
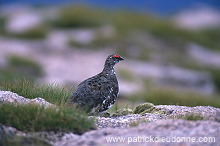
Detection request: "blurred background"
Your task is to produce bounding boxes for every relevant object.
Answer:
[0,0,220,110]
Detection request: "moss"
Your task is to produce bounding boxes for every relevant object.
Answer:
[133,102,154,114]
[133,102,166,115]
[111,108,133,117]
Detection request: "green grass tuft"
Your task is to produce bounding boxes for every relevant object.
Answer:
[0,104,95,134]
[0,79,95,134]
[0,79,72,106]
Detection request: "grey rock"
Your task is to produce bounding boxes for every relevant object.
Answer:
[0,124,16,146]
[93,114,166,129]
[0,124,51,146]
[29,97,55,107]
[0,91,55,107]
[94,104,220,129]
[156,105,220,121]
[3,118,219,146]
[0,123,74,146]
[0,91,30,103]
[0,124,17,141]
[61,119,220,146]
[27,131,79,146]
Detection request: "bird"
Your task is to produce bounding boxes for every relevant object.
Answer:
[68,54,124,114]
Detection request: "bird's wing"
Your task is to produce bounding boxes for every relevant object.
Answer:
[85,74,112,101]
[70,73,118,113]
[70,74,111,105]
[85,74,119,112]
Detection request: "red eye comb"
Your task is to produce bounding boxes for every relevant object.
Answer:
[113,55,120,58]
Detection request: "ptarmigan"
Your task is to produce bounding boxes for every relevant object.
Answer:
[68,54,124,114]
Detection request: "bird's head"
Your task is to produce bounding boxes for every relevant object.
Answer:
[104,54,124,69]
[103,54,124,74]
[108,54,124,65]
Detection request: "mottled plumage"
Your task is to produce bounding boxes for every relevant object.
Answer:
[68,54,124,113]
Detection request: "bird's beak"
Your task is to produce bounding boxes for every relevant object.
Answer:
[119,56,124,61]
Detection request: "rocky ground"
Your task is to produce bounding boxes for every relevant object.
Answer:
[59,120,220,146]
[0,91,219,146]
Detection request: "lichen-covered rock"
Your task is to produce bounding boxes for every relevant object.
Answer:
[0,91,55,107]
